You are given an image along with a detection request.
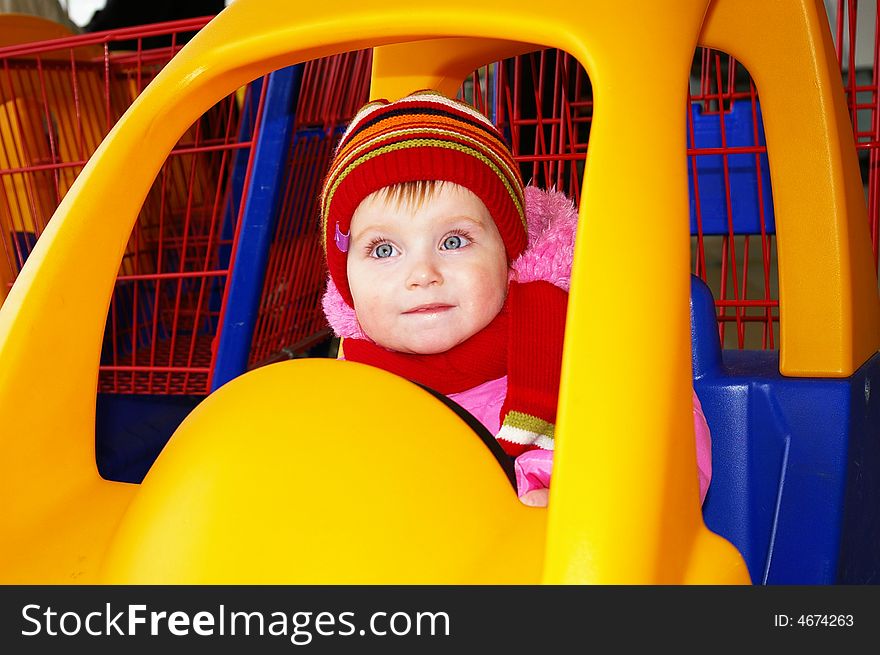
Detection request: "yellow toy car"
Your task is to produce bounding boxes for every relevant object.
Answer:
[1,0,876,585]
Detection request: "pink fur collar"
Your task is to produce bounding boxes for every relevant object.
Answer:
[321,185,579,340]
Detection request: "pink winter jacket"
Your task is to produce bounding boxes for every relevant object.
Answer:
[449,376,713,504]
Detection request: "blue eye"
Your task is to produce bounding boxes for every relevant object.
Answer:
[371,242,396,258]
[442,234,470,250]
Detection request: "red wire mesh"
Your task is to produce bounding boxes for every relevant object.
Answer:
[247,50,372,368]
[834,0,880,262]
[102,85,257,395]
[687,51,778,350]
[497,51,592,205]
[0,18,231,395]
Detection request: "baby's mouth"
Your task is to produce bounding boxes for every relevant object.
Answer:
[403,303,455,315]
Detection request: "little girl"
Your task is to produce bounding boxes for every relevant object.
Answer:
[320,91,712,506]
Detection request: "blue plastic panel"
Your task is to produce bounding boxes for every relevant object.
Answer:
[212,65,303,390]
[691,275,880,583]
[688,101,776,236]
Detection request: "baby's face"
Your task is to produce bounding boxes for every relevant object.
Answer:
[347,183,509,354]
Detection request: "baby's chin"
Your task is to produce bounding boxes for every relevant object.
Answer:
[385,338,460,355]
[372,329,473,355]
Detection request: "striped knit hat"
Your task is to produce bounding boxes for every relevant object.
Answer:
[320,91,526,306]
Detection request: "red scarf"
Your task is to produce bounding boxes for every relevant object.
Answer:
[343,280,567,456]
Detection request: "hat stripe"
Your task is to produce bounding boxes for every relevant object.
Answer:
[325,125,523,210]
[324,111,523,214]
[335,102,515,177]
[331,109,519,176]
[354,106,502,143]
[321,137,525,249]
[338,92,500,143]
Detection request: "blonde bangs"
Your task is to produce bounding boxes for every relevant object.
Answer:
[378,180,447,211]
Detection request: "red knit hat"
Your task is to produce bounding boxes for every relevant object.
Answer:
[320,91,526,306]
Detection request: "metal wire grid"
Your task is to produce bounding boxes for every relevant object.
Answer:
[247,50,372,368]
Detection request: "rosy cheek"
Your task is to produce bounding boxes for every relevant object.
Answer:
[477,266,508,302]
[355,290,395,339]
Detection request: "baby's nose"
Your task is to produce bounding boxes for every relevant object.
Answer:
[406,256,443,288]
